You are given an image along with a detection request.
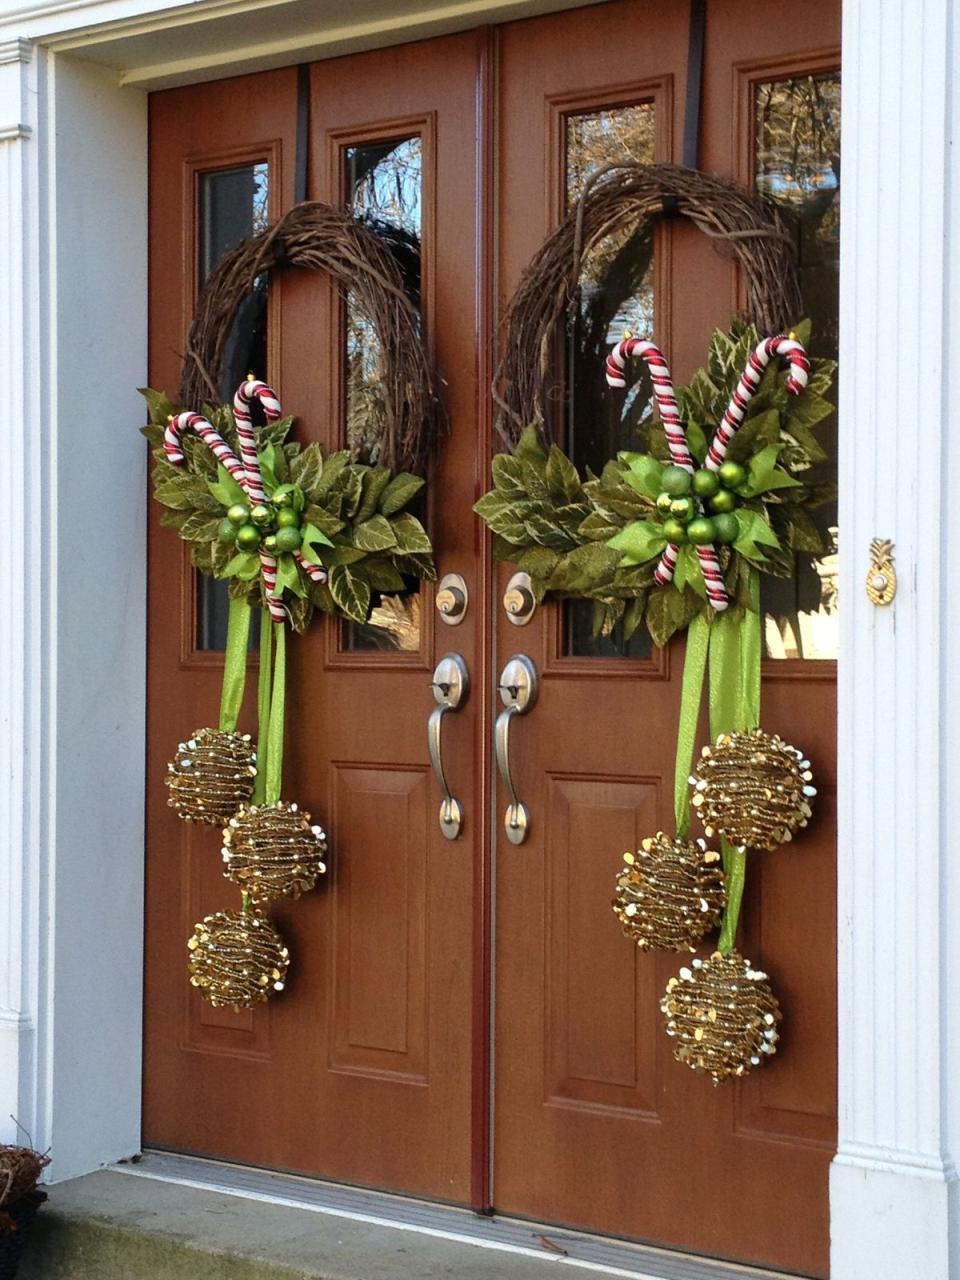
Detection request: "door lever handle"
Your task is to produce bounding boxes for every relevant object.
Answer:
[428,654,469,839]
[494,655,538,844]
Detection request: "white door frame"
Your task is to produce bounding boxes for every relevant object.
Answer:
[1,1,957,1275]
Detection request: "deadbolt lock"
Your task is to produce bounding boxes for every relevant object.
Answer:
[503,572,537,626]
[436,573,469,625]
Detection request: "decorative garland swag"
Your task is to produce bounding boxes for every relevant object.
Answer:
[144,199,444,1010]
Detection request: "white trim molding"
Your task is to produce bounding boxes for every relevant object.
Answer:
[832,0,960,1275]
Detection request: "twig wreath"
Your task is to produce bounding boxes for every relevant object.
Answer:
[493,162,802,445]
[143,200,446,1011]
[477,162,833,1083]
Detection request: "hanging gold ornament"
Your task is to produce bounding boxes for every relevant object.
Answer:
[660,950,781,1084]
[166,728,257,825]
[613,833,726,952]
[221,801,327,902]
[690,729,815,851]
[187,907,289,1011]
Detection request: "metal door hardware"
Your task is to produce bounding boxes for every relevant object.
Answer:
[435,573,469,625]
[494,655,539,844]
[503,572,537,626]
[427,654,470,839]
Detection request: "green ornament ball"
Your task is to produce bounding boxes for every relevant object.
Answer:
[656,492,674,514]
[692,468,720,498]
[661,465,693,497]
[718,460,747,490]
[709,488,737,514]
[275,526,302,553]
[263,534,278,553]
[687,517,718,546]
[712,512,739,544]
[274,491,293,509]
[250,504,275,529]
[227,503,250,526]
[662,518,689,544]
[670,496,695,523]
[276,508,299,529]
[235,524,261,551]
[217,518,239,545]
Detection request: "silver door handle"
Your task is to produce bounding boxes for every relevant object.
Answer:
[428,653,469,839]
[495,655,538,844]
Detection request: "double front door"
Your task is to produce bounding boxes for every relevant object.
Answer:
[145,4,840,1274]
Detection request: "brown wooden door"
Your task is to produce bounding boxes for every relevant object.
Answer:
[144,32,492,1204]
[144,3,839,1272]
[493,3,839,1276]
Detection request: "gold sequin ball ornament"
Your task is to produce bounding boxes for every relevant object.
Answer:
[166,728,257,825]
[690,729,815,851]
[660,950,781,1084]
[613,833,726,952]
[187,906,290,1011]
[221,801,327,902]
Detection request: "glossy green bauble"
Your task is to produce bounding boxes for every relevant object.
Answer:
[662,518,688,544]
[276,508,299,529]
[692,468,721,498]
[669,497,695,523]
[235,524,261,551]
[661,465,693,497]
[273,491,293,509]
[709,488,737,514]
[262,534,278,553]
[686,516,718,546]
[275,526,302,553]
[656,491,674,513]
[250,504,275,529]
[718,460,747,490]
[712,512,739,544]
[217,518,239,545]
[227,503,250,526]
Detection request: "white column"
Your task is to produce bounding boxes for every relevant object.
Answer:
[832,0,959,1276]
[0,34,46,1153]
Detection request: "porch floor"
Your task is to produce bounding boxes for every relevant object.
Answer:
[20,1152,795,1280]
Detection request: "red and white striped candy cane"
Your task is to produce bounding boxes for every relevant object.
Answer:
[165,412,247,490]
[233,377,283,503]
[605,339,728,612]
[706,335,810,470]
[294,552,327,585]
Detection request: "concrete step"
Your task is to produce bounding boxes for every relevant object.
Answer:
[19,1157,791,1280]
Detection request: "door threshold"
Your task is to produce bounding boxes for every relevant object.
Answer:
[112,1151,797,1280]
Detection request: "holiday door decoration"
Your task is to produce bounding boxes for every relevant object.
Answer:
[477,325,831,1082]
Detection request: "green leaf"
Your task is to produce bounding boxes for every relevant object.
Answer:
[608,519,667,564]
[645,584,702,647]
[256,415,295,450]
[302,504,345,538]
[390,512,433,555]
[578,509,624,541]
[786,506,827,555]
[723,409,782,463]
[313,450,352,497]
[355,468,392,523]
[276,552,306,598]
[329,564,372,622]
[179,512,222,542]
[353,514,398,552]
[618,452,665,499]
[140,387,179,425]
[153,478,198,510]
[516,546,562,580]
[622,595,647,641]
[257,445,279,493]
[221,551,261,581]
[733,509,782,562]
[287,593,315,634]
[365,559,408,592]
[290,442,324,494]
[524,513,575,550]
[672,545,707,599]
[514,425,547,466]
[491,454,529,497]
[545,445,582,503]
[301,521,334,549]
[379,472,425,515]
[321,543,367,565]
[473,493,529,543]
[685,421,708,465]
[547,542,620,595]
[207,464,249,509]
[741,443,804,497]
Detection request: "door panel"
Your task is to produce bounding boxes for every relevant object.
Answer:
[493,3,839,1275]
[144,34,489,1203]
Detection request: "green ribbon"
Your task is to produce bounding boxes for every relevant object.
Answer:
[710,570,761,953]
[252,609,273,805]
[218,598,251,733]
[674,612,710,837]
[264,622,286,806]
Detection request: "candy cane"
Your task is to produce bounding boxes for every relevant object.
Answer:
[233,377,283,504]
[165,412,247,489]
[706,335,810,470]
[294,552,327,585]
[605,339,728,611]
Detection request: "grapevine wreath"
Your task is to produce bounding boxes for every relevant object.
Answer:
[143,200,444,1009]
[477,163,833,1083]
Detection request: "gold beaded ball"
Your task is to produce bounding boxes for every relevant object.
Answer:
[690,729,815,851]
[612,833,726,952]
[660,950,781,1085]
[221,801,327,903]
[166,728,257,825]
[187,908,290,1011]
